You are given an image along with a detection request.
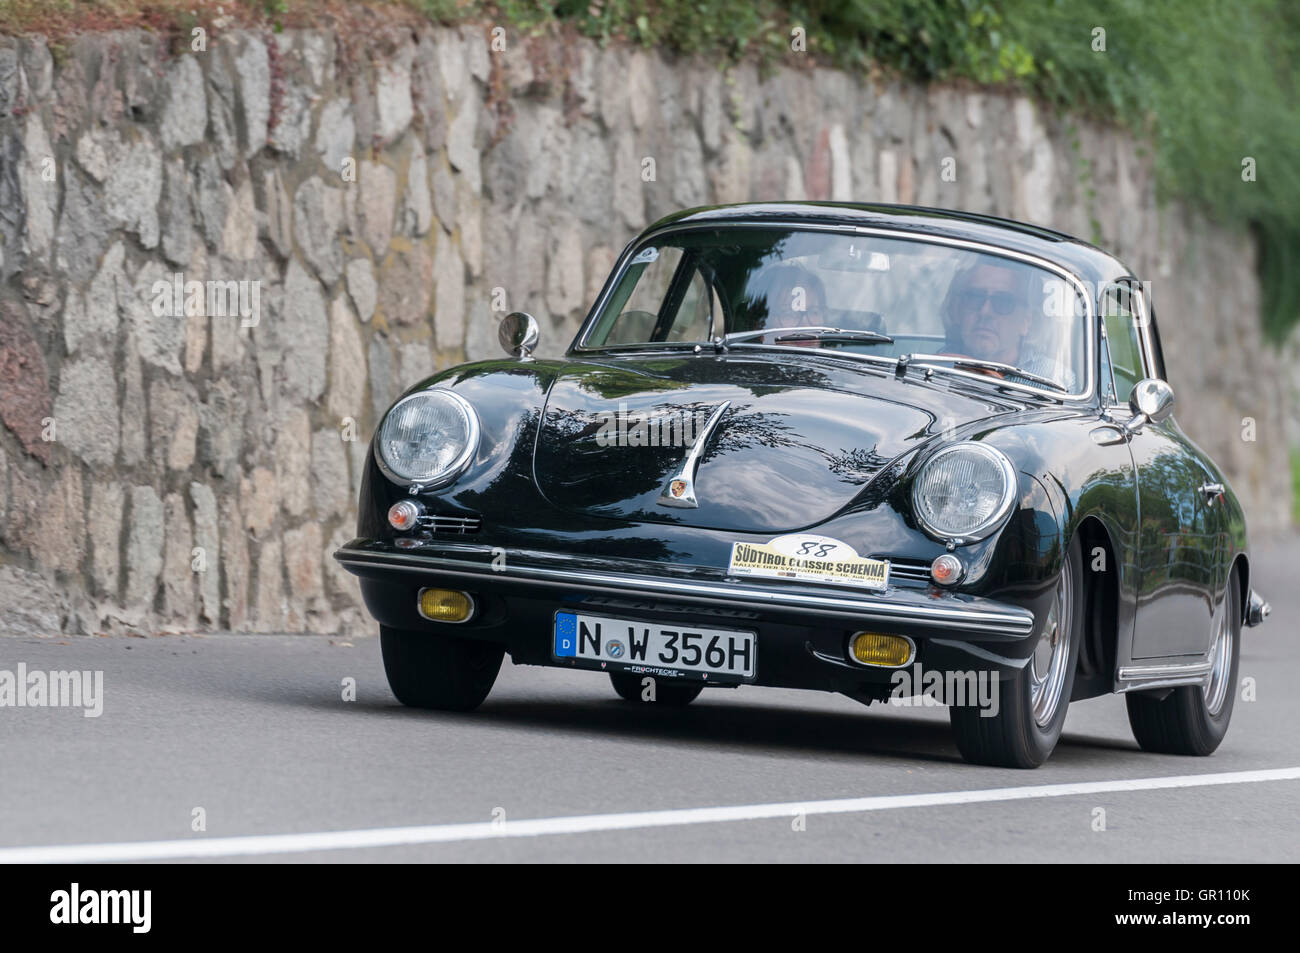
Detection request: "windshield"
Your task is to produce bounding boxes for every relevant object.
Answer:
[579,227,1090,395]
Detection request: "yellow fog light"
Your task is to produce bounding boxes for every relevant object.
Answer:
[849,632,915,668]
[417,588,475,623]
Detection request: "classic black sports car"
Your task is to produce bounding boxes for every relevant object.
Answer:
[335,202,1271,768]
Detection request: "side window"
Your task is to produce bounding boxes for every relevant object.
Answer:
[600,246,685,345]
[590,245,726,347]
[1100,284,1147,404]
[1146,304,1168,380]
[665,272,721,342]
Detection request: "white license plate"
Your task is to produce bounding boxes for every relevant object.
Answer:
[553,611,756,681]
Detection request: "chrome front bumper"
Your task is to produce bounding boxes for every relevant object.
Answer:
[333,543,1037,639]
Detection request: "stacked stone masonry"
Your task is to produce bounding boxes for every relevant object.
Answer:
[0,25,1289,634]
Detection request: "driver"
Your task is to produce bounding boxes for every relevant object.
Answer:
[757,264,827,345]
[939,258,1076,390]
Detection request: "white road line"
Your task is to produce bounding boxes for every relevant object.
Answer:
[4,766,1298,863]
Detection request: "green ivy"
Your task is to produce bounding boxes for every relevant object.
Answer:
[1292,448,1300,524]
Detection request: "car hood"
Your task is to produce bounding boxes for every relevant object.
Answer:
[532,352,1025,535]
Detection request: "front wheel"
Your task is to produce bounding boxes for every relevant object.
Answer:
[950,535,1084,768]
[380,626,504,711]
[1126,574,1240,756]
[610,672,703,707]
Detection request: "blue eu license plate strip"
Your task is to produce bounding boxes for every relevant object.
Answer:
[555,612,578,657]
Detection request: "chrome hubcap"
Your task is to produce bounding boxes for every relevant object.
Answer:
[1030,566,1073,727]
[1205,608,1232,716]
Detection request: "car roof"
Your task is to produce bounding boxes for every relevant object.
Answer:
[643,202,1133,288]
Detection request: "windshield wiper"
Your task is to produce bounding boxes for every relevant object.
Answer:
[724,326,894,346]
[904,353,1067,393]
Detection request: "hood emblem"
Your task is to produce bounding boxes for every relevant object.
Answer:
[658,400,731,509]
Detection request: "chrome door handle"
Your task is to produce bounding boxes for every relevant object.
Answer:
[1198,483,1225,505]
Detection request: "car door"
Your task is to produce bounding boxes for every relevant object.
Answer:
[1103,283,1222,659]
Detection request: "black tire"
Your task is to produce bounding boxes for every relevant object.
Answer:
[950,535,1085,768]
[379,625,504,712]
[610,672,704,707]
[1126,573,1241,756]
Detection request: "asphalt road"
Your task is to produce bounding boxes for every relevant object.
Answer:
[1,541,1296,863]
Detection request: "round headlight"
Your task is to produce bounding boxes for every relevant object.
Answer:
[912,442,1017,542]
[375,390,480,488]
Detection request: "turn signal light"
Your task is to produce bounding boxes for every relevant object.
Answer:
[418,588,475,623]
[388,500,422,531]
[849,632,915,668]
[930,553,963,586]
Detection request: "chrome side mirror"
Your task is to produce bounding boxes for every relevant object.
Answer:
[498,312,539,359]
[1123,378,1175,434]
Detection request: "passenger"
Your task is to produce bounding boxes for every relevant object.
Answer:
[753,264,828,346]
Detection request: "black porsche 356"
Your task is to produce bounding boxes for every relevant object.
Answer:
[335,203,1271,767]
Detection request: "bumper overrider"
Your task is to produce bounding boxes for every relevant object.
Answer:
[1246,590,1271,627]
[334,540,1045,698]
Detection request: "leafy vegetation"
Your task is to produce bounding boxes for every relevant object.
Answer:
[999,1,1300,342]
[1292,449,1300,525]
[3,0,1297,338]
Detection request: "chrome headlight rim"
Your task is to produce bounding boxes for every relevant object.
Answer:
[911,441,1018,544]
[374,389,481,490]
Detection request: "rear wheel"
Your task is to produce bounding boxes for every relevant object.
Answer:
[610,672,703,707]
[1126,574,1240,756]
[950,535,1084,768]
[380,626,504,711]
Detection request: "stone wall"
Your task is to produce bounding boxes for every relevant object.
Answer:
[0,24,1290,635]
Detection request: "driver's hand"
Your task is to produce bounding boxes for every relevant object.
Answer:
[936,352,1004,379]
[767,331,820,348]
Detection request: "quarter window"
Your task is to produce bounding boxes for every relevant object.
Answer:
[595,247,721,345]
[600,246,685,345]
[1100,284,1148,403]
